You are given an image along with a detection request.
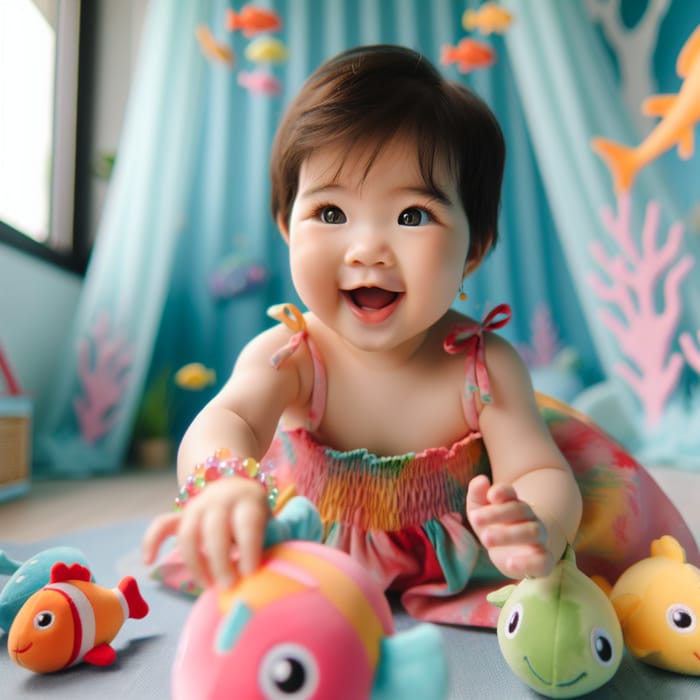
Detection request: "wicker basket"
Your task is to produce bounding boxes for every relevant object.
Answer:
[0,396,31,501]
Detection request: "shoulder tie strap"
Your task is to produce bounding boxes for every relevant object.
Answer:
[267,303,327,431]
[443,304,512,428]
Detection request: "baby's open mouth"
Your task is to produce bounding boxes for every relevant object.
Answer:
[345,287,400,310]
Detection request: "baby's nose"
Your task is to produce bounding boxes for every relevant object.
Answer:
[343,229,395,267]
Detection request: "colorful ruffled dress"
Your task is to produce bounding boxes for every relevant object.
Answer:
[263,303,700,628]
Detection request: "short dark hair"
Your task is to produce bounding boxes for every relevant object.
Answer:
[270,44,505,264]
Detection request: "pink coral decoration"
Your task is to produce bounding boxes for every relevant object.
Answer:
[588,193,694,427]
[517,304,561,367]
[73,311,133,443]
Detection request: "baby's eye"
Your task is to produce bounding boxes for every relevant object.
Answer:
[398,207,432,226]
[319,205,346,225]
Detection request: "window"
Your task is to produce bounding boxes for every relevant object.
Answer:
[0,0,93,273]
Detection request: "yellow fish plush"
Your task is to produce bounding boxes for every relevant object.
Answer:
[8,562,149,673]
[595,535,700,675]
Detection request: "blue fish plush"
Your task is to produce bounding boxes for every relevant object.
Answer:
[0,546,91,634]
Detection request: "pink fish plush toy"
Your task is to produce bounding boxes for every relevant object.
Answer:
[171,497,448,700]
[8,562,149,673]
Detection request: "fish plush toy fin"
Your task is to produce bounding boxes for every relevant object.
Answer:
[0,551,22,576]
[50,562,91,583]
[83,642,118,667]
[651,533,686,561]
[263,494,324,547]
[371,624,448,700]
[119,576,150,619]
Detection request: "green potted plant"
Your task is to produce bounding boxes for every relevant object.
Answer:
[132,368,174,469]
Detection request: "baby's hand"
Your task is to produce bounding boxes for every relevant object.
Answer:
[466,474,553,579]
[142,476,270,590]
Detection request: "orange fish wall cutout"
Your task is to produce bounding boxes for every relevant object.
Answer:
[440,37,496,73]
[195,25,235,67]
[226,5,283,38]
[591,24,700,192]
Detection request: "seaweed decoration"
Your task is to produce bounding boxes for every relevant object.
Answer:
[588,193,694,427]
[73,311,133,444]
[679,330,700,374]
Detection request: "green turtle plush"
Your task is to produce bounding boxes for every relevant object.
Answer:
[487,546,622,698]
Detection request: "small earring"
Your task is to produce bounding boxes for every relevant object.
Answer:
[458,282,467,302]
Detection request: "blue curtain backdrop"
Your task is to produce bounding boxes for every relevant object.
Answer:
[34,0,699,475]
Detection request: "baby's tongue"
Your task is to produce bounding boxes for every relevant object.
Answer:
[352,287,397,310]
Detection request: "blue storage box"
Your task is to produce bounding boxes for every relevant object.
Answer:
[0,396,32,501]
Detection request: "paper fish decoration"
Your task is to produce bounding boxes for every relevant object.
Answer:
[195,25,234,67]
[462,3,513,35]
[440,38,496,73]
[244,36,288,64]
[209,255,268,300]
[594,535,700,675]
[591,25,700,192]
[174,363,216,391]
[237,68,282,96]
[0,547,91,634]
[488,546,622,698]
[8,562,149,673]
[172,497,448,699]
[226,5,283,38]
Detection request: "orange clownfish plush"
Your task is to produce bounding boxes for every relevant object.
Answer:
[7,562,149,673]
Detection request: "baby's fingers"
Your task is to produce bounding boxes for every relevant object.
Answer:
[202,507,239,590]
[480,519,546,549]
[471,500,537,529]
[142,511,181,565]
[177,508,213,589]
[233,498,269,577]
[504,547,553,579]
[466,474,492,514]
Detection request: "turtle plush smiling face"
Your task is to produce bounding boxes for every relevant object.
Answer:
[487,546,622,699]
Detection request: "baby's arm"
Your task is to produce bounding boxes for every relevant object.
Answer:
[466,333,582,579]
[142,325,312,589]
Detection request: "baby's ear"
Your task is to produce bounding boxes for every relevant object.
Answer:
[463,257,479,278]
[277,213,290,243]
[464,231,494,275]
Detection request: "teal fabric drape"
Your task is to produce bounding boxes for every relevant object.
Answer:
[37,0,698,475]
[36,1,211,474]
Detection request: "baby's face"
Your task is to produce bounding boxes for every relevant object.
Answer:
[281,137,471,355]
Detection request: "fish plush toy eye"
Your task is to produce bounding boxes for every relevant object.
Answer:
[487,546,623,699]
[171,497,449,700]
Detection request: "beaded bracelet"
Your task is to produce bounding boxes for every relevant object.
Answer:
[174,448,278,511]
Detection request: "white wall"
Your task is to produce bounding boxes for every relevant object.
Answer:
[0,245,81,423]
